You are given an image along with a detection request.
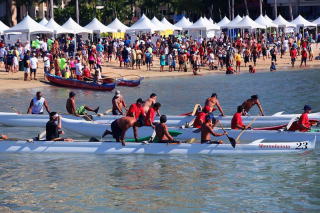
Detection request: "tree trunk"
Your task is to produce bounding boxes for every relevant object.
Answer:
[274,0,277,19]
[288,0,293,21]
[50,0,54,19]
[259,0,263,15]
[231,0,234,19]
[243,0,249,16]
[76,0,79,23]
[228,0,231,19]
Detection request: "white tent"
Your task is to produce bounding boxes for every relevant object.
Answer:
[0,21,9,34]
[151,17,167,31]
[291,15,317,28]
[45,18,72,34]
[106,18,128,32]
[255,15,278,28]
[85,18,116,33]
[235,15,266,29]
[4,15,52,35]
[273,15,296,28]
[209,18,214,24]
[174,16,193,29]
[186,17,220,30]
[264,15,273,23]
[39,18,48,26]
[161,17,182,31]
[225,15,243,29]
[217,16,230,27]
[62,17,92,34]
[127,14,158,33]
[313,17,320,26]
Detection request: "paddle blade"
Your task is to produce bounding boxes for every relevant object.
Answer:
[228,136,236,148]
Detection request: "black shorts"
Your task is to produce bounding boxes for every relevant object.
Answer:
[302,57,307,63]
[111,120,122,141]
[31,69,36,73]
[291,58,296,63]
[201,140,221,144]
[112,109,122,115]
[89,60,95,65]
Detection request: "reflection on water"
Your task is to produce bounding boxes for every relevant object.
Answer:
[0,153,319,212]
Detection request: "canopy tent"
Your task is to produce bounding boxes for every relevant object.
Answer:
[273,15,296,28]
[217,16,230,27]
[4,15,52,35]
[127,14,158,33]
[209,18,214,24]
[185,17,220,30]
[0,21,9,34]
[45,18,72,34]
[106,18,128,32]
[264,15,274,23]
[234,15,266,29]
[291,15,316,28]
[174,16,193,29]
[225,15,243,29]
[185,17,220,38]
[161,17,182,31]
[313,17,320,26]
[151,17,167,31]
[62,18,92,34]
[85,18,116,33]
[255,15,278,28]
[39,18,48,26]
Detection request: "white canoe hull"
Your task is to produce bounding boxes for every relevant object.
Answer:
[0,140,315,154]
[61,118,320,144]
[0,112,319,128]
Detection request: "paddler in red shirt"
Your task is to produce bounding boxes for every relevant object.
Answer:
[204,93,225,116]
[289,105,316,132]
[193,107,209,128]
[126,98,145,120]
[145,102,161,128]
[231,106,250,130]
[241,95,265,116]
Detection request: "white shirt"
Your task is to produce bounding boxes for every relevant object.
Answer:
[43,56,50,67]
[41,42,48,52]
[75,62,82,75]
[30,57,38,69]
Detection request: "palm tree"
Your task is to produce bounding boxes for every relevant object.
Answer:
[259,0,263,15]
[243,0,249,16]
[274,0,277,19]
[231,0,234,19]
[288,0,293,21]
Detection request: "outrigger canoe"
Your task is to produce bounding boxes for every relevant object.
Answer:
[0,139,315,154]
[61,118,320,144]
[46,73,116,91]
[101,76,144,87]
[1,112,319,128]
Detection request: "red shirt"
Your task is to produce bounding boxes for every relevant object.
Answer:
[289,113,310,132]
[301,50,307,59]
[83,68,91,78]
[144,107,156,126]
[290,49,297,58]
[231,112,245,129]
[193,112,207,128]
[127,103,143,119]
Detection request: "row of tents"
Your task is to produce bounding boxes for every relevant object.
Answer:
[1,13,320,39]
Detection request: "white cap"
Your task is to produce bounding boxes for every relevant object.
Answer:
[115,90,120,97]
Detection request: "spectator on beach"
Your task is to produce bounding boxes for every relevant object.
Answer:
[270,61,276,72]
[300,48,308,67]
[30,53,38,80]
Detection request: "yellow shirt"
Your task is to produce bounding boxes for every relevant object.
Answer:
[235,54,241,62]
[64,71,70,79]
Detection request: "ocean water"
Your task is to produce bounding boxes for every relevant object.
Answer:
[0,70,320,212]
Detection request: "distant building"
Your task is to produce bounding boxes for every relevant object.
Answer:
[266,0,320,20]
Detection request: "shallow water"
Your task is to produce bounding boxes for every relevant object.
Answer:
[0,70,320,212]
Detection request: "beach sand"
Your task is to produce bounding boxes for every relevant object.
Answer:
[0,45,319,91]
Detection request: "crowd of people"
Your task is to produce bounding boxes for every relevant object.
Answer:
[0,30,320,80]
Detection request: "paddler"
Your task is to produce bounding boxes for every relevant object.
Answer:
[155,115,175,143]
[0,134,8,140]
[27,91,50,114]
[241,95,265,116]
[127,98,145,119]
[145,102,161,128]
[288,105,317,132]
[201,114,226,144]
[112,90,127,115]
[46,112,73,141]
[204,93,225,116]
[66,91,99,116]
[231,106,250,130]
[192,107,209,128]
[102,116,144,146]
[143,93,159,115]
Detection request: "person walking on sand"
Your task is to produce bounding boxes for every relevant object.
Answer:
[300,48,308,67]
[29,53,38,80]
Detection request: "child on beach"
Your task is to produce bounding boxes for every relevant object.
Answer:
[270,62,276,72]
[249,65,256,73]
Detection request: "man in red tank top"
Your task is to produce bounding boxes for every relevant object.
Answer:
[289,105,315,132]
